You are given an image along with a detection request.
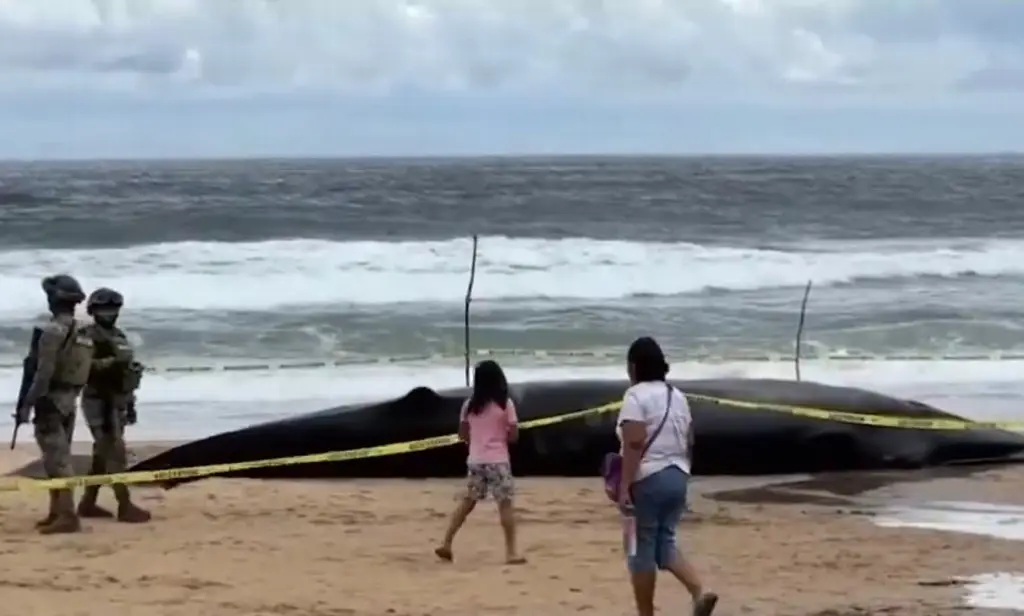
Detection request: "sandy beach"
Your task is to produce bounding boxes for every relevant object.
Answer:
[1,444,1023,616]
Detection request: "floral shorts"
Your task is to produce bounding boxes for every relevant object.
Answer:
[466,462,515,502]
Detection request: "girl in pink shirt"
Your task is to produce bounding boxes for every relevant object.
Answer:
[435,360,526,564]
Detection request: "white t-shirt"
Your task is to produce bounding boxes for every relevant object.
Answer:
[615,381,692,480]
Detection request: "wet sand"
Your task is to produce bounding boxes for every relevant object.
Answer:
[1,444,1023,616]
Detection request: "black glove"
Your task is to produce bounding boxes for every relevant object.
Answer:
[125,401,137,426]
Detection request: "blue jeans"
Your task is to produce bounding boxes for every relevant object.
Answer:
[627,466,689,573]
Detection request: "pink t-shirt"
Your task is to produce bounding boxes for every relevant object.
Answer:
[460,398,518,465]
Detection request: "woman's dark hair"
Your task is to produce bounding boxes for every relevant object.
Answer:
[466,359,510,415]
[628,336,670,383]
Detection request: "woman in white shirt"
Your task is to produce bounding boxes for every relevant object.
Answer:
[616,336,718,616]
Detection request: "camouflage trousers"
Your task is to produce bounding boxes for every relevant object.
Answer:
[81,396,129,476]
[32,390,79,479]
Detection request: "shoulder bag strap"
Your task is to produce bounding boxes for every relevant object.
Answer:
[640,383,674,458]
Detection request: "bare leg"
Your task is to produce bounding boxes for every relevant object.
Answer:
[497,499,525,564]
[630,570,657,616]
[435,497,476,561]
[664,552,718,616]
[664,551,703,599]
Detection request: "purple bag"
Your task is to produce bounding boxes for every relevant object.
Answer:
[602,384,673,502]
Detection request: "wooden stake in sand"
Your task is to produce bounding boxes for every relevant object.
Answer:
[794,280,813,382]
[463,234,479,387]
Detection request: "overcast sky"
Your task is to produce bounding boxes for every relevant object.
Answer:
[2,0,1024,159]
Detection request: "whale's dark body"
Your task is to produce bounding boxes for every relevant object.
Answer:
[130,378,1024,486]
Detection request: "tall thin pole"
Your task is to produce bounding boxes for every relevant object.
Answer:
[794,280,813,381]
[464,235,479,387]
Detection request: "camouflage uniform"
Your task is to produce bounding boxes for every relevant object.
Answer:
[18,275,94,534]
[77,287,150,523]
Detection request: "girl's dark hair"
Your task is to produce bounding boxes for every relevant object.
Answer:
[628,336,670,383]
[466,359,510,415]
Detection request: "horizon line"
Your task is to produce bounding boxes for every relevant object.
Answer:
[3,150,1023,165]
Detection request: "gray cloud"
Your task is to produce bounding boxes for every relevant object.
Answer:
[0,0,1021,97]
[2,1,1023,158]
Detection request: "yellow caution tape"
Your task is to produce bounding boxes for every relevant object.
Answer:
[3,392,1023,492]
[686,394,1024,432]
[0,402,621,492]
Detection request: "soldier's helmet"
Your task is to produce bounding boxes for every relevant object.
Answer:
[41,274,86,305]
[86,287,124,314]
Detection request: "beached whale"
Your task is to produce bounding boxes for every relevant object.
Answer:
[129,378,1024,486]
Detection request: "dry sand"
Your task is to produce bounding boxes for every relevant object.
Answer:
[1,444,1023,616]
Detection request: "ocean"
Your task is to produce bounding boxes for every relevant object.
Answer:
[2,155,1024,440]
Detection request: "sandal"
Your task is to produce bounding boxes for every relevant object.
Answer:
[693,592,719,616]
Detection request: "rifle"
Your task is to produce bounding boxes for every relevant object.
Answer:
[12,328,43,449]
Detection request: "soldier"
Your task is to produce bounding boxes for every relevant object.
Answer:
[14,274,94,534]
[77,287,151,523]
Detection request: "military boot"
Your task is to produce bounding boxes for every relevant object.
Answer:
[77,485,114,518]
[38,490,82,535]
[78,454,114,518]
[114,484,151,523]
[35,490,59,528]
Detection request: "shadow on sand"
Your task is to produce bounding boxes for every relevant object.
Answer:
[700,461,1024,510]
